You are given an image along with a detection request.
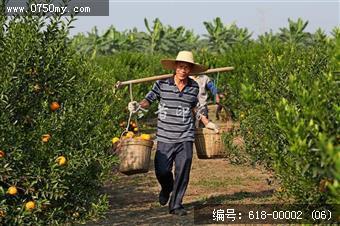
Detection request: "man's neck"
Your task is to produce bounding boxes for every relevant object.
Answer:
[174,75,188,86]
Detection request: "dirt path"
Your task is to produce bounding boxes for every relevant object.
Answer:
[84,145,279,226]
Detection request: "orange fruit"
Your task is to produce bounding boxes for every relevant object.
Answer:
[50,102,60,111]
[125,131,134,138]
[112,137,120,144]
[42,134,51,143]
[131,122,137,128]
[133,127,139,132]
[56,156,67,166]
[140,134,151,141]
[0,150,5,158]
[119,121,126,128]
[25,201,35,211]
[7,186,18,195]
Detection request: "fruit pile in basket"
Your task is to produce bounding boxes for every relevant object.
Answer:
[112,132,151,143]
[111,120,152,148]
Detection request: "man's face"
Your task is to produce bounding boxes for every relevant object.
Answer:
[175,62,192,81]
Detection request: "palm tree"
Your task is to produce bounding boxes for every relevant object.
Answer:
[312,28,327,45]
[279,18,312,45]
[258,30,279,46]
[203,18,253,53]
[161,25,199,54]
[143,18,165,54]
[203,17,231,53]
[82,26,106,59]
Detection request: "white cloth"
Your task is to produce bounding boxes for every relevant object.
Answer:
[205,122,219,133]
[128,101,140,113]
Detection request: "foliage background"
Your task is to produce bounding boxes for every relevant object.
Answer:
[0,6,339,224]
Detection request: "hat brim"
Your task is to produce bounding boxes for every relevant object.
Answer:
[161,59,208,73]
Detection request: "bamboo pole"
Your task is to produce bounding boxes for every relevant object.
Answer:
[115,66,234,89]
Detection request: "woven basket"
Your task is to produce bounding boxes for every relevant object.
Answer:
[119,139,153,175]
[194,123,232,159]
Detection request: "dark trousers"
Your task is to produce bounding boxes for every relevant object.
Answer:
[154,141,193,212]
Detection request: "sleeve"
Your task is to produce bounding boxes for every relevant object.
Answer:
[145,80,161,104]
[206,81,218,96]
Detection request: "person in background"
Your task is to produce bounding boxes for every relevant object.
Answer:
[190,74,220,132]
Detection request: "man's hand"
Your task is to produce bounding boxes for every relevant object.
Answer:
[128,101,140,113]
[206,122,219,133]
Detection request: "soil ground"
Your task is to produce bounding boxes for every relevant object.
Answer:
[82,145,280,226]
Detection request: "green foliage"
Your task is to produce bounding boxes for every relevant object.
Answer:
[0,7,117,226]
[214,40,339,204]
[203,17,252,53]
[279,18,312,45]
[91,33,338,205]
[1,12,339,224]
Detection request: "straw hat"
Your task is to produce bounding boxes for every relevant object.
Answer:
[161,51,207,73]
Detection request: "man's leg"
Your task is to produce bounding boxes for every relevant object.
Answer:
[154,141,175,205]
[169,141,193,213]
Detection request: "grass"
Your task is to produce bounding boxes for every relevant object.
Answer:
[197,189,278,205]
[193,175,263,188]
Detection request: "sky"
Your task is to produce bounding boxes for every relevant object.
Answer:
[69,0,340,38]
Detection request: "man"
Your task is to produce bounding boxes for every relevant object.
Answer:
[128,51,207,216]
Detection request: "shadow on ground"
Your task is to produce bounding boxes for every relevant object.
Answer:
[84,180,274,226]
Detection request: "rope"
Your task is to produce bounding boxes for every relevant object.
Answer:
[120,84,135,139]
[120,111,133,139]
[214,72,220,104]
[121,83,148,138]
[129,83,133,102]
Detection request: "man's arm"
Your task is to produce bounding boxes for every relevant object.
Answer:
[140,99,150,109]
[206,80,219,104]
[215,93,220,104]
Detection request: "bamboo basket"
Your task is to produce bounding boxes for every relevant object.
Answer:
[118,139,154,175]
[194,123,232,159]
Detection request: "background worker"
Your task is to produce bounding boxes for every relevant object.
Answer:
[190,74,220,132]
[128,51,209,216]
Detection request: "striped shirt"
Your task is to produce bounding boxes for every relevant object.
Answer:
[145,76,199,143]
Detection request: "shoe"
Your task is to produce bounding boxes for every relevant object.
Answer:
[159,189,170,206]
[170,208,187,216]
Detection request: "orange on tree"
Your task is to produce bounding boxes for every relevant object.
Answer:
[50,101,60,111]
[133,127,139,132]
[131,122,137,128]
[42,134,51,143]
[0,150,5,158]
[119,121,126,128]
[7,186,18,195]
[25,201,35,211]
[112,137,120,144]
[56,156,67,166]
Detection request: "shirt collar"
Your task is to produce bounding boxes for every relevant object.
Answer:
[168,76,192,86]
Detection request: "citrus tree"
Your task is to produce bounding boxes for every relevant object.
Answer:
[213,34,339,203]
[0,7,118,226]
